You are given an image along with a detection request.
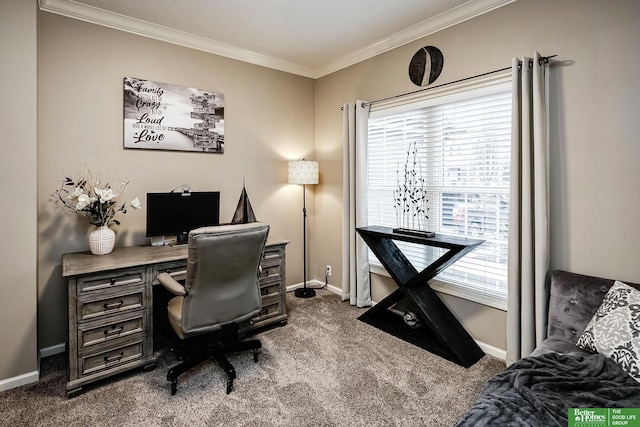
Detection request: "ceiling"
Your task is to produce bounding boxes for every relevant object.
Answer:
[39,0,515,78]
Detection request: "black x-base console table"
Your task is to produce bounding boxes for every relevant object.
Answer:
[356,225,485,368]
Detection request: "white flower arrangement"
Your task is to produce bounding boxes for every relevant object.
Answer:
[52,166,141,226]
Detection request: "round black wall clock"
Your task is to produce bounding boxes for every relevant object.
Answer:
[408,46,444,86]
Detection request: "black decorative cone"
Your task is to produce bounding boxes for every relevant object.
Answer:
[231,185,257,224]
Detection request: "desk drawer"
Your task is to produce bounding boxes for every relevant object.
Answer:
[253,297,282,323]
[78,268,146,294]
[261,249,283,266]
[78,287,145,322]
[79,313,146,348]
[260,281,282,298]
[80,340,145,377]
[260,262,282,280]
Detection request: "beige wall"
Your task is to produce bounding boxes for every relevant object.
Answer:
[314,0,640,351]
[37,12,315,350]
[3,0,640,386]
[0,0,39,383]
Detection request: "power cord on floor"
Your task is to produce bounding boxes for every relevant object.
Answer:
[317,271,329,290]
[312,270,329,290]
[286,271,329,293]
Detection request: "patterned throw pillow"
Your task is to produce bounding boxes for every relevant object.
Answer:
[577,281,640,382]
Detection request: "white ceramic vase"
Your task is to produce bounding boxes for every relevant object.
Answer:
[88,225,116,255]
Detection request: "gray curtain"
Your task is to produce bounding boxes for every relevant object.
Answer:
[506,52,550,364]
[341,101,372,307]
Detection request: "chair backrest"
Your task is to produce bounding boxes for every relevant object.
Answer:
[180,222,269,335]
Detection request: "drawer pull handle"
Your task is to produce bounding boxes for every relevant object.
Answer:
[103,300,124,310]
[104,326,124,336]
[110,278,117,285]
[104,352,124,363]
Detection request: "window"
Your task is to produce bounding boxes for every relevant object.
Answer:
[366,77,511,310]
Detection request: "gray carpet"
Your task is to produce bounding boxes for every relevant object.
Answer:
[1,290,505,426]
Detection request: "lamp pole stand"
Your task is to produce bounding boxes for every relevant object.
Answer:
[294,184,316,298]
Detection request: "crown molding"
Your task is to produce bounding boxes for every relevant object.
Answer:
[39,0,515,79]
[38,0,316,77]
[314,0,517,78]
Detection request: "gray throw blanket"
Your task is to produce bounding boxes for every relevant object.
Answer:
[456,352,640,427]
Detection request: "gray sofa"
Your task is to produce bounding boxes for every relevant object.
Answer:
[457,270,640,427]
[531,269,640,357]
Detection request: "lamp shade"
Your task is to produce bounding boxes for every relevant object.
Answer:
[288,160,319,185]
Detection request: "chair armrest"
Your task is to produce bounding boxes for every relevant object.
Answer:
[157,272,187,296]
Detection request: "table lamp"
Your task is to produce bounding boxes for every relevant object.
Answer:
[288,159,319,298]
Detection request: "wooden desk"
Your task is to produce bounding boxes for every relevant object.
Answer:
[356,226,484,368]
[62,238,288,397]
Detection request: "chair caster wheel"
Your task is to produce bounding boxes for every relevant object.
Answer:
[226,379,233,394]
[253,349,259,363]
[170,381,177,395]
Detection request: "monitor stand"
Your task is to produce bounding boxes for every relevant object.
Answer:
[150,236,165,246]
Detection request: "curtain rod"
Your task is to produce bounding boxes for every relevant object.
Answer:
[362,54,556,108]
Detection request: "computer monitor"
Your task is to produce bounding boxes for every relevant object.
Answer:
[146,191,220,245]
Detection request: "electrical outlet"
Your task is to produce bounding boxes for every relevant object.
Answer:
[325,265,332,276]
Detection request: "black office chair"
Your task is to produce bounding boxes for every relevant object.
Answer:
[156,222,269,395]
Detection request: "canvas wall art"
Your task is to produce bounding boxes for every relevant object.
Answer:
[123,77,224,153]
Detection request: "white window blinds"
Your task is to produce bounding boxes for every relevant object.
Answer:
[367,79,511,309]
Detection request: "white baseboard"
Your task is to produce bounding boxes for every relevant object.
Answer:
[0,343,68,391]
[40,343,66,358]
[476,340,506,360]
[325,284,342,295]
[0,370,39,392]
